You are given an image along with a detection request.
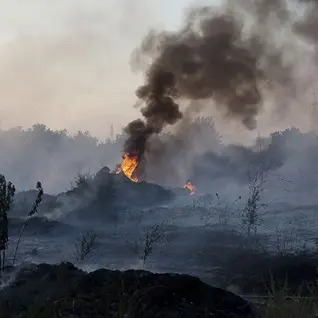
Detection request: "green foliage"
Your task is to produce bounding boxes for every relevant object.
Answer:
[0,175,15,272]
[0,175,15,250]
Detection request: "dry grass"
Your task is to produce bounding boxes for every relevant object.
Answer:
[243,274,318,317]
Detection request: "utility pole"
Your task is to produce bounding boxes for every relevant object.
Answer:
[110,124,114,142]
[310,90,318,133]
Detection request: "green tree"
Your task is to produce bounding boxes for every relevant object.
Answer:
[0,174,15,271]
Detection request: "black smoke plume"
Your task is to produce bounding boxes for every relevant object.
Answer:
[294,0,318,42]
[123,0,318,169]
[123,71,182,158]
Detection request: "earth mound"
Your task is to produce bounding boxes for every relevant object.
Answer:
[0,262,255,318]
[10,166,181,222]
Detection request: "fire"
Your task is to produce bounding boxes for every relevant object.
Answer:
[184,180,196,195]
[115,153,196,193]
[116,153,139,182]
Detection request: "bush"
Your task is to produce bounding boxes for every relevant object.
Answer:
[74,231,98,263]
[0,175,15,272]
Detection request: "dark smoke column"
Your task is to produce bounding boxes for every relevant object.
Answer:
[124,4,294,163]
[120,0,318,182]
[124,71,182,159]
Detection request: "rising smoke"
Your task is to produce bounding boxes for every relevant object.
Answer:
[124,0,318,166]
[294,0,318,42]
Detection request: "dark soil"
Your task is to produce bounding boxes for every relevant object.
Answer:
[0,262,255,318]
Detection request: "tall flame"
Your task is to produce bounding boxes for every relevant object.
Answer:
[116,153,139,182]
[184,180,196,195]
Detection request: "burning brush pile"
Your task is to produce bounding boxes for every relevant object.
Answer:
[61,157,195,222]
[115,152,196,196]
[59,166,178,223]
[116,152,139,183]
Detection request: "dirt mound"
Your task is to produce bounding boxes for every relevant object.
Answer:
[57,166,177,222]
[0,262,255,317]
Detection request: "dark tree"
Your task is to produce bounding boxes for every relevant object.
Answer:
[0,174,15,271]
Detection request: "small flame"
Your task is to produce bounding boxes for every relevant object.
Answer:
[117,153,139,182]
[184,180,196,195]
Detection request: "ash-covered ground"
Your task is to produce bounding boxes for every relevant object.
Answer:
[5,160,318,295]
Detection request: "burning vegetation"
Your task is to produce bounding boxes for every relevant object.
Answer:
[116,153,139,182]
[184,180,196,195]
[116,154,196,195]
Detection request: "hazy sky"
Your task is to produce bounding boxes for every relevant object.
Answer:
[0,0,315,143]
[0,0,217,138]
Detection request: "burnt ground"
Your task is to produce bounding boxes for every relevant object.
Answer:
[5,217,318,296]
[2,213,318,318]
[0,262,255,318]
[4,168,318,317]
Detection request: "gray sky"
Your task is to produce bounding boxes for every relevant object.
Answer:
[0,0,216,137]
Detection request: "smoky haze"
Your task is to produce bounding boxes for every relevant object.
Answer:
[124,0,318,167]
[0,0,176,136]
[1,0,318,193]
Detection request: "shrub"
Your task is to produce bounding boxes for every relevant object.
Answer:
[127,223,165,268]
[12,181,44,266]
[0,175,15,272]
[74,231,98,263]
[241,168,268,237]
[70,172,92,192]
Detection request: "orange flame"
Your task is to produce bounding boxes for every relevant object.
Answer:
[116,153,139,182]
[184,180,196,195]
